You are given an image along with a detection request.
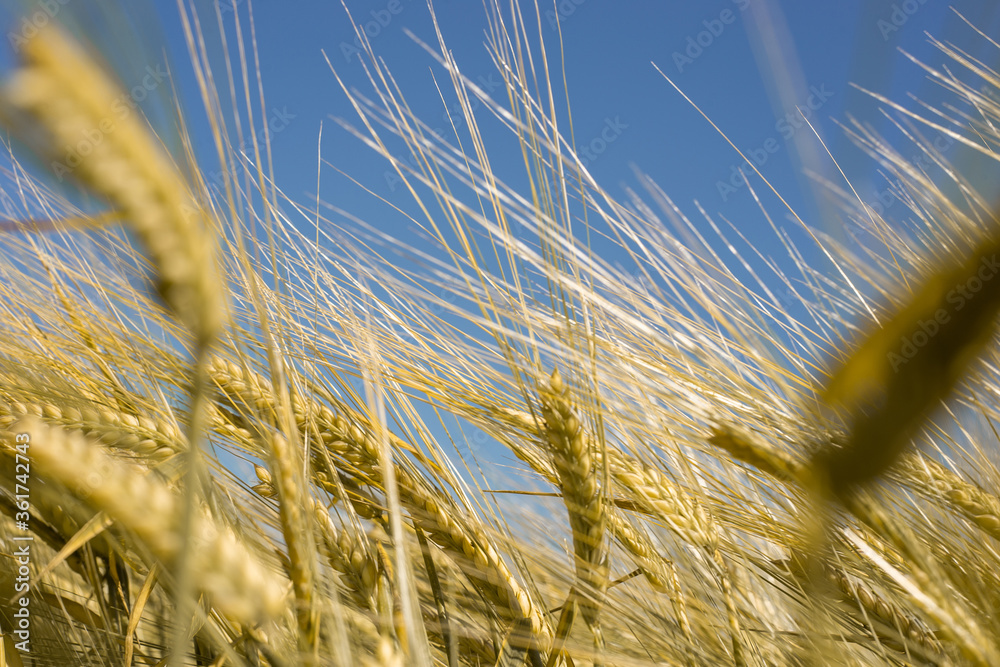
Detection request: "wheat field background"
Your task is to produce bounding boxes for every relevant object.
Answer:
[1,1,1000,666]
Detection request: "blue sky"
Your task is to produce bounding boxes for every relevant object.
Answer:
[6,0,1000,313]
[145,1,999,291]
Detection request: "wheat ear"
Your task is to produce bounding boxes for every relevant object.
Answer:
[539,367,608,663]
[268,431,318,661]
[827,563,944,657]
[312,497,380,610]
[307,412,555,653]
[508,400,740,658]
[207,358,318,650]
[0,24,222,346]
[777,554,944,657]
[604,511,693,643]
[709,423,1000,546]
[0,27,228,665]
[711,425,1000,663]
[612,454,746,666]
[8,417,287,624]
[209,357,551,651]
[1,399,182,461]
[900,455,1000,542]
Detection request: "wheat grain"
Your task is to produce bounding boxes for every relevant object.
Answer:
[7,417,287,625]
[313,497,380,610]
[900,455,1000,542]
[538,366,608,662]
[209,355,552,652]
[1,398,181,461]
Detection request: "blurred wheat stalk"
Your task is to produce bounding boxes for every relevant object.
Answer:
[0,2,999,666]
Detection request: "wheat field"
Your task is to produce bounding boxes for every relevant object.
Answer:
[1,2,1000,666]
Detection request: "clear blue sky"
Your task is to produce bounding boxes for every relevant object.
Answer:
[7,0,1000,308]
[157,1,1000,290]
